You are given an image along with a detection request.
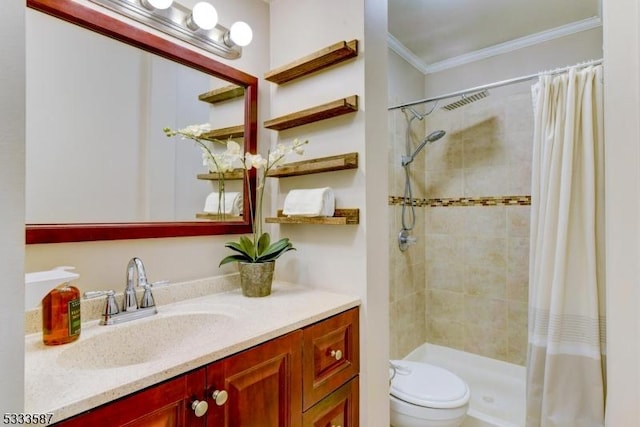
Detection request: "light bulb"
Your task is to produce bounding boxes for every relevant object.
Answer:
[187,2,218,31]
[140,0,173,10]
[229,21,253,47]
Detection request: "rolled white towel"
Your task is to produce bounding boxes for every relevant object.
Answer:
[204,192,243,216]
[283,187,335,217]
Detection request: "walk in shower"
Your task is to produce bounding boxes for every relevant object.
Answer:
[387,9,604,420]
[389,75,533,425]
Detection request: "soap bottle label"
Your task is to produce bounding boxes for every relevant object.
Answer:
[68,298,81,336]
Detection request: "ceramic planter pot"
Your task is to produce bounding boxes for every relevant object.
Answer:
[238,261,275,297]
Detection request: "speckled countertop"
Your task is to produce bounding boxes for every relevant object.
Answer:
[24,277,360,423]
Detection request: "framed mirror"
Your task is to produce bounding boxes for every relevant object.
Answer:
[25,0,257,244]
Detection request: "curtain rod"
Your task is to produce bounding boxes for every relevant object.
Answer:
[387,58,603,111]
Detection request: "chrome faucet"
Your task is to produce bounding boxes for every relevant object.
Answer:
[124,257,147,311]
[85,257,167,325]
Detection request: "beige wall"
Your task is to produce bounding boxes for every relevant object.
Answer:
[268,0,389,423]
[0,0,25,412]
[602,0,640,423]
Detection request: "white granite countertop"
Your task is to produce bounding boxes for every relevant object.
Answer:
[24,280,360,423]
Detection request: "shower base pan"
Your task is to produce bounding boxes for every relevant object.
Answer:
[405,343,525,427]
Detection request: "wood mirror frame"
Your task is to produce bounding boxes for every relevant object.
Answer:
[26,0,257,244]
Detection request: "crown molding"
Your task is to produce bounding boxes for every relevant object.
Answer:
[387,32,430,74]
[388,15,602,75]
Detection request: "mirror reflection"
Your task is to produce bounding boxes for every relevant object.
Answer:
[26,9,246,225]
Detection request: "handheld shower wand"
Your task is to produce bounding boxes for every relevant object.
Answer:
[401,130,446,166]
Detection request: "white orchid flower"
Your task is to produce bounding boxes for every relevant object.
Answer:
[225,140,242,156]
[179,123,212,137]
[245,153,267,170]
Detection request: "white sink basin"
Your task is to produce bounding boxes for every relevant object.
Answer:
[57,312,236,369]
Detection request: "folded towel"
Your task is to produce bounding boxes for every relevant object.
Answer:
[204,192,243,216]
[283,187,335,217]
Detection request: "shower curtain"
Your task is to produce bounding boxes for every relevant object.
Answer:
[526,64,606,427]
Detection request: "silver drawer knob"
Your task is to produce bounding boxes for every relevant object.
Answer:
[330,349,343,360]
[191,399,208,417]
[212,389,229,406]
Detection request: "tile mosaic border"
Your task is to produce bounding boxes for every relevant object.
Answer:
[388,195,531,207]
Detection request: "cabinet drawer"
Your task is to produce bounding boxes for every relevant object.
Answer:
[302,378,359,427]
[302,307,359,410]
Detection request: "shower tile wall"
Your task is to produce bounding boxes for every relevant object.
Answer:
[424,86,532,365]
[388,84,533,364]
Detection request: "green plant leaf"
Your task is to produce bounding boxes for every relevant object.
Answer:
[239,236,256,259]
[219,254,251,267]
[256,232,271,256]
[255,238,296,262]
[224,241,251,256]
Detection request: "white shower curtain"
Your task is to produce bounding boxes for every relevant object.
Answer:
[527,64,606,427]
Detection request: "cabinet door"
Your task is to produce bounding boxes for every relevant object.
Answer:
[302,308,359,410]
[54,369,207,427]
[207,331,303,427]
[302,378,359,427]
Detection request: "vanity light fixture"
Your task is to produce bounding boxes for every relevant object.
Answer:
[185,2,218,31]
[140,0,173,10]
[228,21,253,47]
[88,0,252,59]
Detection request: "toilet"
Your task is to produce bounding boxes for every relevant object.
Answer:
[389,360,470,427]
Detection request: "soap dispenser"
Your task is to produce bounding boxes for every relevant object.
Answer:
[32,267,82,346]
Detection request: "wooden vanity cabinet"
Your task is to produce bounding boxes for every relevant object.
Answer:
[54,369,207,427]
[302,308,360,427]
[206,330,303,427]
[53,307,359,427]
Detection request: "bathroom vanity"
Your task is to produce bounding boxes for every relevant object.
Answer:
[24,281,360,426]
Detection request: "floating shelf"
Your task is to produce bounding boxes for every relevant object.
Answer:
[267,152,358,178]
[265,209,359,225]
[201,125,244,141]
[265,40,358,85]
[197,169,245,180]
[196,213,244,221]
[264,95,358,131]
[198,85,245,104]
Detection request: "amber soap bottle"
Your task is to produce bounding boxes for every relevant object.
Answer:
[42,282,81,345]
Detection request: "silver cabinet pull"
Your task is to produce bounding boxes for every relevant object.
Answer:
[212,389,228,406]
[191,400,208,417]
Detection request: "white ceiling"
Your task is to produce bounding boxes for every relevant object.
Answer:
[388,0,601,74]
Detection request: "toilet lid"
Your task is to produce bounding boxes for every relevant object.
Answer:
[389,360,470,409]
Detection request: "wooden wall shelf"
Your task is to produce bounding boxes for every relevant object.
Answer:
[267,152,358,178]
[196,213,244,221]
[197,169,245,180]
[265,40,358,85]
[198,85,245,104]
[264,96,358,131]
[265,209,359,225]
[201,125,244,141]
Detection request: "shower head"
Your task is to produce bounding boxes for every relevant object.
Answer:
[441,89,489,111]
[401,130,446,166]
[424,129,446,143]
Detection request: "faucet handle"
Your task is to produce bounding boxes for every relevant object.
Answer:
[140,284,155,309]
[84,290,119,318]
[139,280,170,309]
